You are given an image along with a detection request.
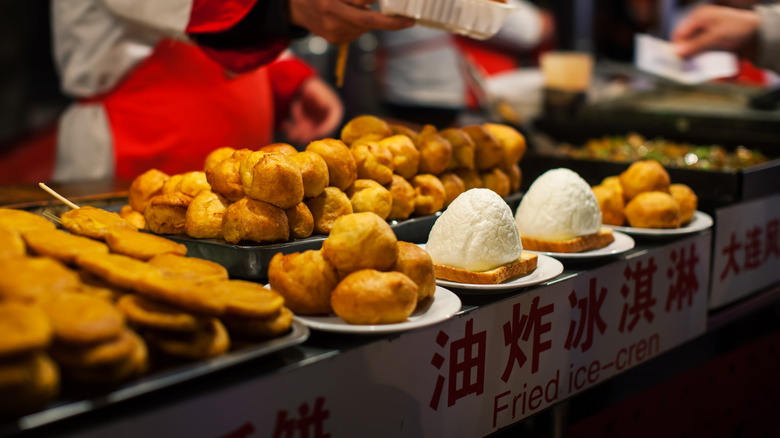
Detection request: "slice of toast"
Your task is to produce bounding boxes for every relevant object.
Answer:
[521,227,614,253]
[434,252,538,284]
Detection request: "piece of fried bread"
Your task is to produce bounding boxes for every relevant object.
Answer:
[434,252,538,284]
[520,228,614,253]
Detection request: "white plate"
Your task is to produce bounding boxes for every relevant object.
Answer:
[292,286,461,334]
[528,230,636,260]
[423,251,564,292]
[605,211,713,238]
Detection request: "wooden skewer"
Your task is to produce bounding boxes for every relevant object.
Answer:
[335,43,349,88]
[42,210,62,225]
[38,182,80,210]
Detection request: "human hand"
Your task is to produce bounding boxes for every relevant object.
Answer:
[288,0,415,44]
[281,77,344,144]
[671,5,760,58]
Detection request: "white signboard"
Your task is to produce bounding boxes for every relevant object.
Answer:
[70,233,710,438]
[710,194,780,309]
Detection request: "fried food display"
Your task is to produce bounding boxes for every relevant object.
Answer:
[285,202,315,239]
[117,294,211,333]
[380,134,420,179]
[306,139,357,190]
[389,124,419,141]
[506,163,522,193]
[393,242,435,303]
[619,159,670,200]
[119,205,146,230]
[0,209,56,234]
[62,331,147,385]
[260,143,298,156]
[321,212,398,274]
[340,115,392,145]
[241,152,304,209]
[128,168,169,213]
[601,175,623,199]
[416,125,452,175]
[290,151,329,198]
[39,292,126,345]
[440,127,476,170]
[0,257,82,303]
[23,228,109,265]
[133,274,226,316]
[268,250,340,315]
[0,302,52,357]
[439,172,466,208]
[105,229,187,261]
[209,280,285,318]
[145,318,229,360]
[385,174,416,221]
[76,252,163,291]
[305,186,353,235]
[143,193,192,235]
[480,167,510,197]
[60,206,137,240]
[350,141,394,184]
[484,122,526,165]
[0,226,25,259]
[222,307,293,339]
[185,190,229,240]
[411,174,446,216]
[455,168,483,191]
[330,270,418,325]
[462,125,503,170]
[0,353,60,415]
[592,185,625,226]
[147,253,229,283]
[203,147,236,176]
[669,183,698,225]
[48,328,136,368]
[625,191,681,228]
[346,179,393,220]
[206,149,249,202]
[162,171,211,199]
[222,197,289,244]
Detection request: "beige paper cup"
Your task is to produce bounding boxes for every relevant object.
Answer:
[541,52,594,92]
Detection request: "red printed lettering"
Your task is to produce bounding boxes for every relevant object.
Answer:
[719,232,742,280]
[501,296,554,380]
[665,243,700,311]
[619,258,658,333]
[564,277,607,353]
[744,225,763,270]
[429,319,487,411]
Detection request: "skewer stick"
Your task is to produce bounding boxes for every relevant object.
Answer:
[335,43,349,88]
[38,182,80,209]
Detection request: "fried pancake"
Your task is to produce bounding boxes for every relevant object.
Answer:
[222,307,293,339]
[75,269,129,301]
[105,229,187,261]
[0,303,52,358]
[0,353,59,415]
[147,253,229,283]
[63,331,147,385]
[23,228,109,265]
[145,318,229,360]
[0,256,82,303]
[129,168,169,213]
[133,274,225,316]
[49,329,136,368]
[76,252,163,291]
[0,226,25,259]
[117,294,210,333]
[209,280,285,319]
[39,292,126,345]
[61,206,137,240]
[0,208,56,234]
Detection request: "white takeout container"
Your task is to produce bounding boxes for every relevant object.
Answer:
[380,0,516,40]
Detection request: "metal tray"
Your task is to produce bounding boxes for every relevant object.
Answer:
[0,321,309,436]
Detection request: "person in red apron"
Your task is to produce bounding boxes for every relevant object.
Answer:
[51,0,413,182]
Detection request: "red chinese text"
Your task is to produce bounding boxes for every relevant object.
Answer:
[272,397,330,438]
[501,296,554,382]
[564,277,607,353]
[665,243,700,311]
[620,258,658,333]
[429,319,486,410]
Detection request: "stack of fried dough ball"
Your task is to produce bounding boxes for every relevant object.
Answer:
[0,207,293,415]
[268,212,439,325]
[122,115,527,245]
[591,160,698,228]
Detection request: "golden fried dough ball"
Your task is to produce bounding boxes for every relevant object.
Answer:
[625,191,680,229]
[23,228,109,265]
[394,241,435,303]
[129,168,169,213]
[203,147,236,176]
[669,183,698,225]
[206,151,247,202]
[340,115,392,145]
[592,185,625,226]
[240,152,304,209]
[462,125,503,170]
[389,124,419,141]
[285,202,314,239]
[290,151,329,198]
[0,257,82,303]
[167,171,211,198]
[63,205,137,240]
[143,193,192,235]
[268,250,340,315]
[379,134,420,179]
[0,226,25,259]
[601,176,624,200]
[322,212,399,274]
[439,172,466,208]
[306,139,357,190]
[350,141,395,184]
[455,168,483,190]
[416,125,452,175]
[484,123,526,165]
[148,253,229,283]
[305,186,353,235]
[506,163,522,193]
[619,160,670,201]
[222,197,289,244]
[119,205,146,230]
[331,269,418,325]
[260,142,298,156]
[385,174,416,221]
[440,128,476,170]
[0,302,52,358]
[345,179,393,220]
[106,229,187,261]
[185,190,229,239]
[481,167,511,197]
[411,174,447,216]
[161,174,184,195]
